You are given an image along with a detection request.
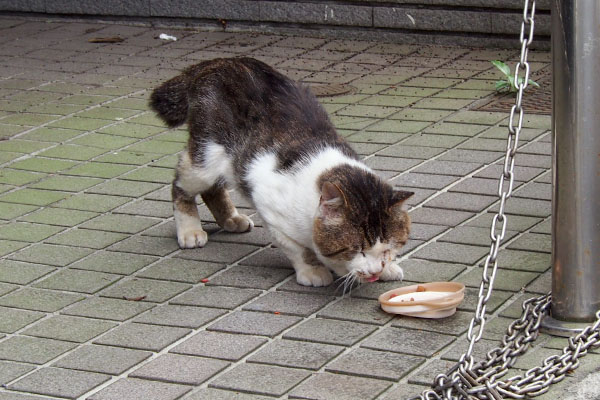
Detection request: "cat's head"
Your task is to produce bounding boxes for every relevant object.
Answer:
[313,167,413,284]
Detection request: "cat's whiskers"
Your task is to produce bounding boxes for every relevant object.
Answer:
[336,271,360,297]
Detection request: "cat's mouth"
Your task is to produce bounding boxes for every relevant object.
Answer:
[358,272,381,283]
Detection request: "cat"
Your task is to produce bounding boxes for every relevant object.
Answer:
[150,57,413,287]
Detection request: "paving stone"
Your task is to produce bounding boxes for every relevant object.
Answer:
[494,249,551,272]
[18,207,98,227]
[210,363,310,397]
[0,203,38,220]
[99,277,190,303]
[408,207,473,227]
[317,298,392,326]
[459,287,512,313]
[248,339,343,370]
[392,172,459,190]
[392,310,473,336]
[239,247,293,269]
[207,265,292,290]
[207,310,301,338]
[412,242,489,264]
[408,359,457,385]
[70,251,157,275]
[475,164,545,182]
[133,304,225,328]
[424,192,497,212]
[88,378,191,400]
[22,315,116,343]
[0,260,54,284]
[326,348,424,381]
[108,235,180,256]
[0,222,64,243]
[364,156,421,172]
[130,353,229,385]
[399,259,467,283]
[53,193,130,212]
[185,388,273,400]
[9,243,93,266]
[415,160,482,177]
[0,287,84,312]
[171,331,267,361]
[361,327,455,357]
[63,297,154,321]
[507,232,551,253]
[80,214,160,234]
[34,268,121,294]
[381,383,432,400]
[525,270,551,294]
[53,344,152,375]
[209,226,272,246]
[171,286,261,309]
[243,291,334,316]
[137,258,224,283]
[442,337,501,362]
[490,197,551,218]
[46,228,129,249]
[0,360,36,385]
[8,367,110,399]
[0,281,18,296]
[0,336,76,364]
[466,213,541,232]
[94,322,190,351]
[439,225,518,246]
[289,372,391,400]
[115,198,173,218]
[0,306,45,334]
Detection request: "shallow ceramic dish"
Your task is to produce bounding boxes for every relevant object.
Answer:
[378,282,465,319]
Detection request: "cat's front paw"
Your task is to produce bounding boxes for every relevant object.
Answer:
[177,228,208,248]
[296,266,333,287]
[380,262,404,281]
[223,214,254,233]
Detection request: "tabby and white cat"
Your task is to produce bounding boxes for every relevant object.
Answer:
[150,57,413,287]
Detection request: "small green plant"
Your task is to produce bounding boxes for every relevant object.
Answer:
[491,60,540,92]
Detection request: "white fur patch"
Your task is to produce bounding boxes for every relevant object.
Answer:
[174,209,207,248]
[176,143,234,195]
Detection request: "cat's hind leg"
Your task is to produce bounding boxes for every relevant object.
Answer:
[172,152,213,248]
[201,186,254,233]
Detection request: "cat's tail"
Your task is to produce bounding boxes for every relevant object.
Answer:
[149,74,189,128]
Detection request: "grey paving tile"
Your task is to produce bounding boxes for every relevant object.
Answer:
[94,322,190,351]
[184,388,273,400]
[415,160,482,177]
[133,304,225,328]
[171,331,267,361]
[8,367,108,399]
[88,378,191,400]
[276,279,341,296]
[361,327,455,357]
[248,339,344,370]
[130,353,229,385]
[0,336,76,364]
[0,288,84,312]
[210,363,310,397]
[107,235,180,256]
[381,383,431,400]
[412,242,489,264]
[70,251,158,275]
[207,265,293,289]
[207,310,301,337]
[408,359,457,385]
[326,348,424,381]
[210,226,272,246]
[365,156,421,172]
[0,306,45,334]
[289,372,391,400]
[0,361,36,385]
[408,207,473,227]
[439,225,518,246]
[392,310,474,335]
[399,259,468,283]
[62,297,154,321]
[0,260,54,285]
[490,198,551,218]
[33,268,121,294]
[243,291,334,316]
[238,247,293,269]
[175,241,259,264]
[459,288,512,313]
[22,315,116,343]
[8,243,93,266]
[170,286,261,309]
[466,212,541,232]
[136,258,224,283]
[53,344,152,375]
[283,318,377,346]
[410,223,448,241]
[99,277,191,302]
[391,172,459,190]
[424,192,497,212]
[317,298,392,325]
[507,232,551,253]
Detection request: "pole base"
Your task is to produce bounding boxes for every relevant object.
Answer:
[540,315,587,337]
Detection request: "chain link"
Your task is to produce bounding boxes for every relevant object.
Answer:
[410,0,600,398]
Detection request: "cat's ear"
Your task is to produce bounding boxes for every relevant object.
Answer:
[390,190,414,210]
[318,182,346,220]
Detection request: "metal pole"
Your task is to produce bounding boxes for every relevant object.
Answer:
[543,0,600,333]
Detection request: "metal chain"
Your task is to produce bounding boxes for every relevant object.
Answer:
[411,0,600,398]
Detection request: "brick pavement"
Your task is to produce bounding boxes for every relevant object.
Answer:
[0,16,595,400]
